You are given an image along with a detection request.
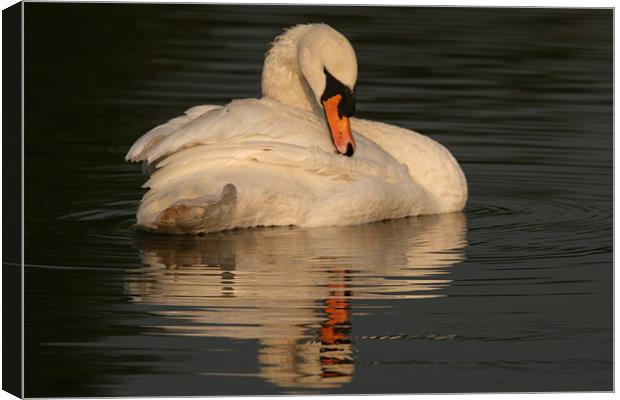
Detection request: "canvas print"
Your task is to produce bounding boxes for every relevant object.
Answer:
[9,2,614,397]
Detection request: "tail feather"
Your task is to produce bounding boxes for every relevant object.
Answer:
[138,183,237,234]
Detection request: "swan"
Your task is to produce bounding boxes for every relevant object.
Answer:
[126,23,467,234]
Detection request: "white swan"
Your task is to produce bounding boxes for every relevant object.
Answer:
[126,23,467,234]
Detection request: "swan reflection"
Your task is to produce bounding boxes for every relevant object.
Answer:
[127,213,467,389]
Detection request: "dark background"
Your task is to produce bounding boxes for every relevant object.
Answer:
[24,4,612,396]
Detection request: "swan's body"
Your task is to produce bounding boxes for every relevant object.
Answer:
[126,24,467,234]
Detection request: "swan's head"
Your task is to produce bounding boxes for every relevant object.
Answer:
[297,24,358,157]
[263,24,358,157]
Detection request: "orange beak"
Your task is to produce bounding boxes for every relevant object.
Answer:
[322,95,356,157]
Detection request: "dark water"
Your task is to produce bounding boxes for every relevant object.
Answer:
[24,4,612,396]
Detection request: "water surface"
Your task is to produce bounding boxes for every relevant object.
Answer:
[24,5,612,396]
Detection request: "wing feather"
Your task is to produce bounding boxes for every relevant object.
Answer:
[125,104,223,163]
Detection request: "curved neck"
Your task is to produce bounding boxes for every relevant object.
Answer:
[261,26,322,114]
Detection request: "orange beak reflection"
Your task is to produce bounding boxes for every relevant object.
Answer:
[322,95,356,157]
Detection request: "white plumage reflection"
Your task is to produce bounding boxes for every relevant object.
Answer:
[126,213,467,389]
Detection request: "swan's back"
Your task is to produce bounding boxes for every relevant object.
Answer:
[127,98,442,233]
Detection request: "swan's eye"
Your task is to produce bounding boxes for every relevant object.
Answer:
[322,67,356,118]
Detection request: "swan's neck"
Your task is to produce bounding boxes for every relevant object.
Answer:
[261,26,321,114]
